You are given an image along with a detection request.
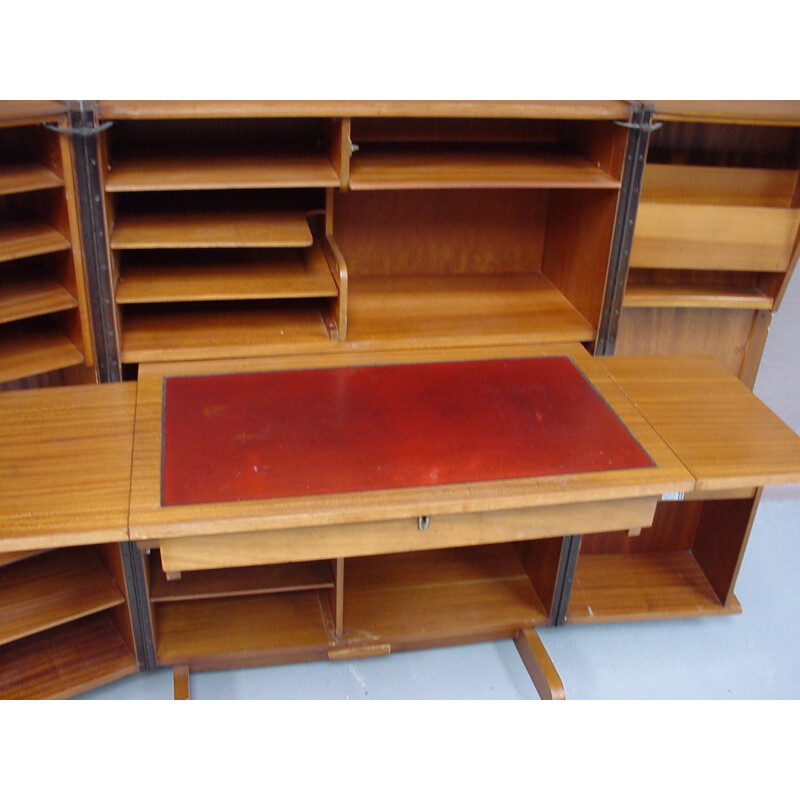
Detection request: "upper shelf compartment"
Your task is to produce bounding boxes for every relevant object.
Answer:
[104,118,345,191]
[348,117,624,190]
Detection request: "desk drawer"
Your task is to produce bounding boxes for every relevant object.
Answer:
[154,496,657,573]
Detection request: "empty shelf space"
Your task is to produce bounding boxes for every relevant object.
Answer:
[567,552,739,624]
[348,146,621,190]
[346,273,595,347]
[623,284,773,310]
[120,302,332,363]
[115,244,337,304]
[110,211,314,249]
[0,221,70,264]
[0,162,63,196]
[0,274,77,324]
[0,323,83,384]
[150,555,335,602]
[154,590,333,667]
[0,547,125,647]
[0,613,137,699]
[106,152,340,191]
[342,544,548,648]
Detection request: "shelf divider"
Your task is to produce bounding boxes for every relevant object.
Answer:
[106,152,340,192]
[116,242,337,304]
[0,162,64,196]
[110,211,314,250]
[349,147,621,190]
[0,275,77,324]
[0,324,83,384]
[0,221,70,264]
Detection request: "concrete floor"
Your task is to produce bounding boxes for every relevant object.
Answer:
[79,497,800,700]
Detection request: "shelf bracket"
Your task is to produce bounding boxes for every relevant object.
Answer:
[41,120,114,136]
[614,119,663,133]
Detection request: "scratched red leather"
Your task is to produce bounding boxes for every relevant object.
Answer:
[161,357,654,506]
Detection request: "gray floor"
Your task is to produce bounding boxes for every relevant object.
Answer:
[79,498,800,700]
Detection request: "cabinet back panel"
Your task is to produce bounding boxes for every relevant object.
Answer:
[334,189,548,276]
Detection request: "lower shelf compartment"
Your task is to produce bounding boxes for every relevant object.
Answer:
[0,547,126,646]
[340,544,549,649]
[120,300,332,363]
[567,551,741,623]
[0,320,83,383]
[0,612,137,699]
[149,552,334,601]
[154,590,334,667]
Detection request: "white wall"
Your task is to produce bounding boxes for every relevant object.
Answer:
[755,267,800,500]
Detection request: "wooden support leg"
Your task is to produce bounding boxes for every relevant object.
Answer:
[514,628,566,700]
[173,666,190,700]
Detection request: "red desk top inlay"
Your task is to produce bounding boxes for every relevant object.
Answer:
[161,357,654,506]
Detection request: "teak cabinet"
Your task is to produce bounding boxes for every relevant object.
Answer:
[1,100,799,700]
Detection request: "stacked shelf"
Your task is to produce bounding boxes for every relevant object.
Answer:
[0,113,93,385]
[99,116,349,365]
[0,546,137,699]
[618,114,800,384]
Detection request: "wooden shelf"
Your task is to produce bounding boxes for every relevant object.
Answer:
[349,146,621,190]
[116,243,337,304]
[641,164,798,208]
[346,273,595,347]
[630,202,800,272]
[0,613,137,699]
[110,211,314,250]
[567,552,740,623]
[150,556,334,602]
[120,303,331,363]
[106,152,340,192]
[623,284,773,310]
[154,590,332,667]
[0,274,78,324]
[0,162,63,196]
[0,221,70,264]
[0,324,83,384]
[0,548,125,646]
[342,544,548,648]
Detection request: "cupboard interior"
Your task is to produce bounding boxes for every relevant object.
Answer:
[0,543,138,699]
[146,538,563,671]
[567,494,759,624]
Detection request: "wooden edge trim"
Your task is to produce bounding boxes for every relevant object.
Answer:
[173,665,190,700]
[514,628,566,700]
[328,644,391,661]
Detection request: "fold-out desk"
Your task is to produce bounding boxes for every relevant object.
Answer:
[128,343,694,694]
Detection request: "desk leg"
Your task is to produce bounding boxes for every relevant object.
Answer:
[173,666,190,700]
[514,628,566,700]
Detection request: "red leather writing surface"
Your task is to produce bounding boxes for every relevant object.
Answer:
[161,357,653,506]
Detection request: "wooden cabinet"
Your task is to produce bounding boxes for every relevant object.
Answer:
[0,383,139,698]
[1,100,799,699]
[615,101,800,387]
[0,103,96,388]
